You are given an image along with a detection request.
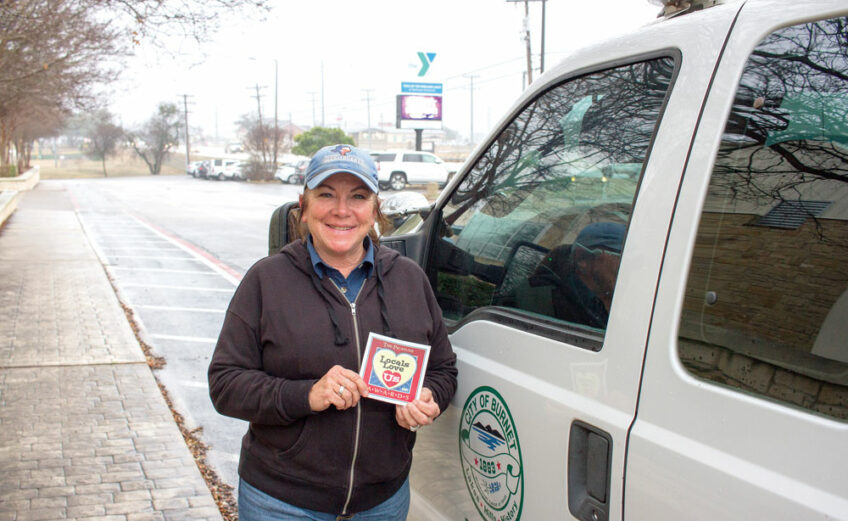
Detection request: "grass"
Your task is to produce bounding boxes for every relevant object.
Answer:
[31,147,189,180]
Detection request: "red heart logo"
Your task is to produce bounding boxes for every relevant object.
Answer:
[382,371,402,387]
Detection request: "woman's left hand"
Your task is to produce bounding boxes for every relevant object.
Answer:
[395,387,440,432]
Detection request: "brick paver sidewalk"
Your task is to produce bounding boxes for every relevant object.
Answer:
[0,184,222,521]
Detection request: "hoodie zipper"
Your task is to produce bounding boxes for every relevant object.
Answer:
[330,280,364,516]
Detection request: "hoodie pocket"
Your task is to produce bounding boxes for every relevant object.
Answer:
[355,403,415,485]
[248,417,310,461]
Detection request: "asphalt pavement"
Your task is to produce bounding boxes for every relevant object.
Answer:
[0,183,224,520]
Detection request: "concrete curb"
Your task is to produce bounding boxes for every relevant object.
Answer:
[0,166,40,228]
[0,165,40,191]
[0,190,19,228]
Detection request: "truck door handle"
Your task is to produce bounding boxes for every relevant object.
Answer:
[568,420,612,521]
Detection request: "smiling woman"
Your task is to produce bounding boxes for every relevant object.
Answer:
[300,173,377,275]
[208,143,458,520]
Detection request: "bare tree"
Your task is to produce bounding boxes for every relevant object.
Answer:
[92,0,269,48]
[85,110,124,176]
[0,0,269,176]
[0,0,120,175]
[236,113,286,180]
[127,102,181,176]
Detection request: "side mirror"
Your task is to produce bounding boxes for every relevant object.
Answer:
[268,201,299,256]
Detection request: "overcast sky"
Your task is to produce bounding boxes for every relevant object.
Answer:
[109,0,661,143]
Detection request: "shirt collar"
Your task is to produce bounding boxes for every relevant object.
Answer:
[306,235,374,279]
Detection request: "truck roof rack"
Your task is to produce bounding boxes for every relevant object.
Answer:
[649,0,730,18]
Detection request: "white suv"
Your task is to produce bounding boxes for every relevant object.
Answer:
[207,158,240,180]
[370,151,450,190]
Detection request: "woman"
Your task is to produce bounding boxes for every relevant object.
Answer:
[208,144,458,520]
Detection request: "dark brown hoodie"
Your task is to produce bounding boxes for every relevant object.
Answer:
[208,239,457,515]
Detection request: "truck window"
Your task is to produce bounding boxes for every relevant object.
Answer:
[431,56,675,341]
[679,17,848,421]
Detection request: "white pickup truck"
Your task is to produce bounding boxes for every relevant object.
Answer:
[267,1,847,519]
[373,1,847,520]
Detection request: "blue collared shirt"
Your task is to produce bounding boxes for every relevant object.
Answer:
[307,236,375,304]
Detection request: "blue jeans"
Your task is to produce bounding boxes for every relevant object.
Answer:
[238,477,410,521]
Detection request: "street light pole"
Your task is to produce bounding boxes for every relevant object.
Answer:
[464,74,478,145]
[273,59,278,169]
[362,89,373,150]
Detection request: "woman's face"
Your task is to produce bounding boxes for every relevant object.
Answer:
[300,173,377,268]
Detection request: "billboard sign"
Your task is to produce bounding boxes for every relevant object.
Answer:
[396,94,443,130]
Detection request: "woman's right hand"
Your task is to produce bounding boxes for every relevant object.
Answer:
[308,365,369,412]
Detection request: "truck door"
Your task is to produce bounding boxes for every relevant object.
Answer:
[626,2,848,520]
[391,5,747,519]
[397,31,718,518]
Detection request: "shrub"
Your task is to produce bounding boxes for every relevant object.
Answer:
[0,165,18,178]
[244,160,274,181]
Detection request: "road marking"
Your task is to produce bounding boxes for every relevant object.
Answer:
[103,246,184,251]
[131,215,243,286]
[94,234,161,239]
[139,304,226,313]
[121,283,233,292]
[150,334,218,343]
[108,255,199,260]
[181,380,210,389]
[111,267,221,275]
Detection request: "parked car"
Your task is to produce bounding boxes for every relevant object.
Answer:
[274,159,309,184]
[270,1,848,520]
[369,150,450,190]
[219,161,245,181]
[225,142,244,154]
[207,158,239,180]
[186,160,206,177]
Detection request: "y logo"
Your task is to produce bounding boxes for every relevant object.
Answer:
[417,52,436,77]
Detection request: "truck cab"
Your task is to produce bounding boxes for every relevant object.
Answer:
[271,1,848,519]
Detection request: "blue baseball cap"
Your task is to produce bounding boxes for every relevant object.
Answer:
[305,144,379,193]
[574,222,626,254]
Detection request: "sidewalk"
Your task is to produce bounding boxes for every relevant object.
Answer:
[0,183,223,520]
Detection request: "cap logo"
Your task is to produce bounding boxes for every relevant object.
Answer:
[333,145,352,156]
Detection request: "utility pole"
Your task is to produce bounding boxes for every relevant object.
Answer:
[464,74,478,145]
[362,89,373,150]
[308,92,317,127]
[288,111,293,150]
[508,0,546,78]
[251,84,267,165]
[321,62,325,127]
[179,94,193,169]
[540,0,546,74]
[273,59,279,169]
[524,0,533,85]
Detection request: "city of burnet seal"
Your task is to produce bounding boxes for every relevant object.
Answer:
[459,386,523,521]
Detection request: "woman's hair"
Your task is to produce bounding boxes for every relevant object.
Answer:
[288,185,391,245]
